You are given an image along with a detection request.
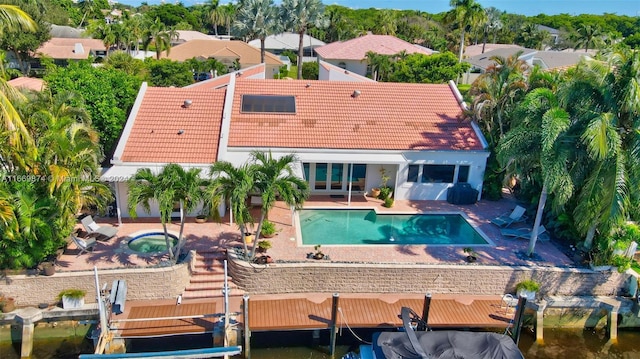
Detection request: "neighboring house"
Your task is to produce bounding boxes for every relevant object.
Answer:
[315,34,433,78]
[463,43,524,58]
[173,30,218,46]
[162,39,283,78]
[537,25,561,45]
[185,63,267,90]
[35,38,107,66]
[103,69,489,219]
[463,46,590,84]
[318,60,376,82]
[50,24,85,39]
[248,32,326,63]
[7,77,44,92]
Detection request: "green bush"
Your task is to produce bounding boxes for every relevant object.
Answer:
[257,240,272,252]
[378,187,392,200]
[261,220,277,237]
[516,279,540,292]
[57,289,86,300]
[383,197,394,208]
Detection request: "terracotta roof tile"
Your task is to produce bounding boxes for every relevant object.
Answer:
[185,64,266,90]
[163,40,282,66]
[228,79,482,151]
[121,87,225,163]
[8,77,44,91]
[36,37,106,60]
[315,34,432,61]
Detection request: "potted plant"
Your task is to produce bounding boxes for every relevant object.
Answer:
[0,296,16,313]
[383,197,394,208]
[257,240,272,253]
[260,220,277,238]
[42,262,56,276]
[58,289,86,309]
[307,244,325,260]
[371,167,390,198]
[463,247,478,263]
[515,279,540,301]
[195,207,209,223]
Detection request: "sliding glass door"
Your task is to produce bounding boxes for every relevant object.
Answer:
[303,162,367,192]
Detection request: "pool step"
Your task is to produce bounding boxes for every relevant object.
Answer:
[182,250,244,300]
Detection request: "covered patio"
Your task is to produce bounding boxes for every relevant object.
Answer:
[57,194,576,272]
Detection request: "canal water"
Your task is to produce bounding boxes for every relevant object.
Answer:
[1,327,639,358]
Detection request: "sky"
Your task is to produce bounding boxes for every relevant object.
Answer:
[114,0,640,17]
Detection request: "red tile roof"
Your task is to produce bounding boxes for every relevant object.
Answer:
[228,79,482,151]
[36,37,106,60]
[186,64,266,90]
[120,87,225,163]
[315,34,432,60]
[8,77,44,91]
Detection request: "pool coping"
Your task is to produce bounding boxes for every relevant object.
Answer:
[295,207,495,248]
[119,229,181,258]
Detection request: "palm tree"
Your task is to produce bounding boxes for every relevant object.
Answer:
[481,7,502,53]
[518,23,548,50]
[374,10,397,36]
[128,164,204,262]
[205,162,255,260]
[143,18,177,60]
[233,0,280,64]
[280,0,328,79]
[498,88,575,256]
[87,20,116,56]
[574,24,603,52]
[447,0,486,62]
[249,151,309,259]
[0,4,36,34]
[365,51,393,82]
[563,50,640,249]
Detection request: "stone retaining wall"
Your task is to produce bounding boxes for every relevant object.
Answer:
[228,254,631,296]
[0,252,194,307]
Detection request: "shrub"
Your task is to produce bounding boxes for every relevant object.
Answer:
[261,220,277,237]
[378,187,392,200]
[57,289,86,300]
[515,279,540,292]
[383,197,394,208]
[257,240,272,252]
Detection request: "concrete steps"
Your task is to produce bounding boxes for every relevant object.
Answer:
[182,250,244,300]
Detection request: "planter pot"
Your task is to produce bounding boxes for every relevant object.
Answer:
[253,255,273,265]
[261,232,275,238]
[244,233,254,244]
[465,255,477,263]
[590,263,613,272]
[62,295,85,309]
[370,188,381,198]
[195,216,207,223]
[43,263,56,276]
[1,297,16,313]
[313,253,325,260]
[517,289,537,301]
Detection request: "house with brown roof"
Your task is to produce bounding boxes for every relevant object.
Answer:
[35,37,107,65]
[315,34,433,78]
[103,69,489,219]
[162,39,283,79]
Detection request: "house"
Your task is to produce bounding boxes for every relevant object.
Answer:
[318,60,376,82]
[462,47,590,84]
[162,39,283,79]
[537,25,561,45]
[173,30,219,46]
[463,44,525,58]
[248,32,326,63]
[7,77,44,92]
[103,68,489,219]
[35,38,107,65]
[315,34,433,78]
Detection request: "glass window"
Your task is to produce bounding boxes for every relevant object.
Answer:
[303,163,310,181]
[315,163,327,190]
[457,165,470,183]
[422,165,455,183]
[331,163,343,190]
[407,165,419,182]
[350,164,366,191]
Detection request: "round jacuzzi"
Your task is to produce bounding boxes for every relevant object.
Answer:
[126,230,179,255]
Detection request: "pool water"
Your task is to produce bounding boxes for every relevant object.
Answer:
[299,209,489,246]
[128,232,178,254]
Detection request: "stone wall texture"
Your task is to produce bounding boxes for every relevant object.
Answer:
[228,255,631,296]
[0,254,193,307]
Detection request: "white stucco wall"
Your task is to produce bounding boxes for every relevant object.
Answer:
[320,58,368,77]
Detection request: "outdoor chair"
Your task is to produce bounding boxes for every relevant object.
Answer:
[501,225,549,241]
[490,205,527,228]
[81,215,118,240]
[70,233,97,257]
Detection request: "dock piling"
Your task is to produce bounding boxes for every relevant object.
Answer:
[608,308,618,341]
[329,293,340,358]
[510,295,527,345]
[419,292,431,331]
[243,295,250,359]
[535,300,546,343]
[16,307,42,359]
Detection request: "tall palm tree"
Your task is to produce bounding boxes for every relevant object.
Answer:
[280,0,328,79]
[128,164,204,262]
[0,4,36,34]
[374,10,397,36]
[481,7,502,53]
[87,20,116,56]
[518,23,548,50]
[447,0,486,62]
[498,88,575,256]
[249,151,309,259]
[574,24,603,52]
[233,0,280,64]
[365,51,393,82]
[206,162,255,260]
[143,18,177,60]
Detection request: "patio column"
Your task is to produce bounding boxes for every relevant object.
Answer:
[347,163,353,206]
[114,183,122,226]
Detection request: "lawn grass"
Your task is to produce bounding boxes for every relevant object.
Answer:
[275,65,298,79]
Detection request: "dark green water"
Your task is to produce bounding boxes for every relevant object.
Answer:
[1,328,639,358]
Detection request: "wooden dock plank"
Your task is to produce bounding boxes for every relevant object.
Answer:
[118,302,217,338]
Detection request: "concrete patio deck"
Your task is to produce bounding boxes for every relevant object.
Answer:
[57,194,576,272]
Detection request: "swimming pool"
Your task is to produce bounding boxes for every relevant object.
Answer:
[299,209,491,246]
[126,230,179,254]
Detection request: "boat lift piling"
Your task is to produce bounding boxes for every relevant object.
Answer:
[329,293,340,358]
[510,295,528,345]
[419,293,432,331]
[243,295,250,359]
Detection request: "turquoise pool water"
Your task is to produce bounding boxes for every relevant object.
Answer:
[299,209,489,246]
[128,232,178,254]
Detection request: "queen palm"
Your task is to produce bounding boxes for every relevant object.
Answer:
[574,24,603,52]
[281,0,328,79]
[498,88,575,256]
[249,151,309,259]
[0,5,36,34]
[206,162,255,260]
[233,0,280,64]
[447,0,486,62]
[128,164,204,262]
[143,18,177,60]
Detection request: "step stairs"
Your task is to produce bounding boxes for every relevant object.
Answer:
[182,250,245,300]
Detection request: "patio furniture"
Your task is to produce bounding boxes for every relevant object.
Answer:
[491,205,527,228]
[501,225,549,241]
[70,233,97,257]
[81,215,118,240]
